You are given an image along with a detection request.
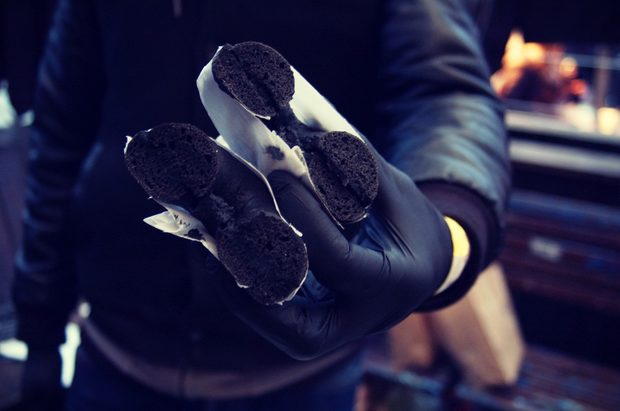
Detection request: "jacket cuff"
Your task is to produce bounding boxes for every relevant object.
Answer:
[416,181,500,310]
[16,309,68,349]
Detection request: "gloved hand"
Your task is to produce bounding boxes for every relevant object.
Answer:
[211,146,454,360]
[20,348,65,411]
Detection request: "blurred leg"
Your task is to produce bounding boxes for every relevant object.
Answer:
[204,353,362,411]
[256,352,364,411]
[65,346,201,411]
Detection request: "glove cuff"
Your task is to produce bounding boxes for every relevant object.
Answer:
[416,181,500,310]
[434,216,471,295]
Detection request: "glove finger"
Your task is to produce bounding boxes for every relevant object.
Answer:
[363,147,441,250]
[209,256,342,360]
[209,254,397,358]
[351,133,423,223]
[351,132,404,209]
[268,170,385,295]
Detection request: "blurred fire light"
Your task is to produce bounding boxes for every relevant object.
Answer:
[559,57,578,78]
[493,31,620,137]
[598,107,620,135]
[492,31,576,104]
[501,31,546,69]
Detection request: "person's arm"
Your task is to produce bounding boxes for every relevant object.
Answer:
[211,0,509,361]
[376,0,510,309]
[12,0,104,406]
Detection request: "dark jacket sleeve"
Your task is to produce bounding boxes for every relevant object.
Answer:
[376,0,510,309]
[12,0,104,347]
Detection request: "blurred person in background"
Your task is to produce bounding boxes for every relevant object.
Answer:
[13,0,509,410]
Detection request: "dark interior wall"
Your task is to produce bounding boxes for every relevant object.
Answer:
[514,0,620,44]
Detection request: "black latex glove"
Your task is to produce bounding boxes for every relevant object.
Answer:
[211,149,453,360]
[20,348,65,411]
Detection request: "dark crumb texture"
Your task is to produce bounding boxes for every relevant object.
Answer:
[219,212,307,305]
[124,123,218,207]
[309,132,379,223]
[318,132,379,206]
[124,122,307,305]
[212,42,295,117]
[210,41,379,225]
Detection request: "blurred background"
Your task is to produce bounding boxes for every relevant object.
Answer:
[1,0,619,410]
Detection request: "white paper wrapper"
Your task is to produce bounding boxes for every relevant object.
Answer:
[289,69,361,139]
[126,134,307,303]
[197,55,308,178]
[143,202,219,258]
[196,46,369,227]
[127,44,369,304]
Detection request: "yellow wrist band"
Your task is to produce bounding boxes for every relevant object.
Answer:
[434,216,471,295]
